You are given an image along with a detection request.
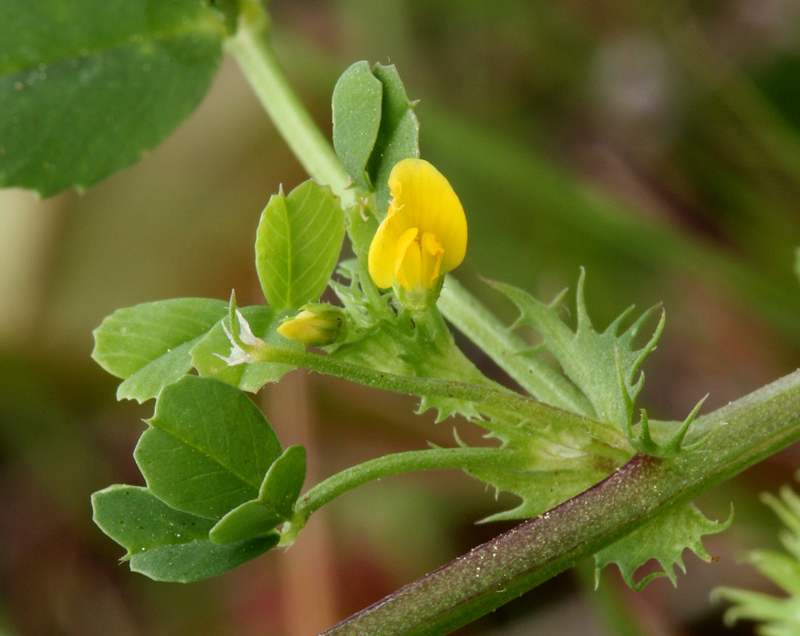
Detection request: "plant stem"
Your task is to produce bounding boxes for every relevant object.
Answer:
[295,446,526,520]
[321,369,800,636]
[249,343,630,458]
[225,3,354,209]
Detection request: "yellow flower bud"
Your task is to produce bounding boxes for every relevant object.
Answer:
[277,304,344,347]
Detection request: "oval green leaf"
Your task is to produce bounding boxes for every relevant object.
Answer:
[92,484,215,554]
[332,61,383,191]
[0,0,226,196]
[92,484,278,582]
[255,180,346,310]
[135,375,282,520]
[130,533,278,583]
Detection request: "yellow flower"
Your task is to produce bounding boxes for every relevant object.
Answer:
[368,158,467,310]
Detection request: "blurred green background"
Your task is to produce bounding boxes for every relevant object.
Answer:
[2,0,800,634]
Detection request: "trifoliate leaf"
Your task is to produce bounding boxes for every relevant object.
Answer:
[92,485,278,582]
[135,375,283,520]
[595,501,732,591]
[490,270,664,431]
[92,298,228,402]
[255,180,346,311]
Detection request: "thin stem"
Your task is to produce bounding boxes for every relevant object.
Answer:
[322,370,800,636]
[296,446,526,519]
[225,3,354,208]
[249,342,630,458]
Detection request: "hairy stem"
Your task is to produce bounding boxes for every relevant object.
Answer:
[321,370,800,636]
[248,343,630,459]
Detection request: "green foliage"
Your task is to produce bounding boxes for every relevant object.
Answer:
[92,298,228,402]
[714,486,800,636]
[93,485,272,582]
[93,485,216,553]
[367,64,420,213]
[0,0,227,196]
[136,375,283,520]
[255,180,346,310]
[210,445,306,544]
[92,485,278,582]
[83,50,733,599]
[331,62,419,213]
[595,501,732,591]
[332,61,383,191]
[190,304,300,392]
[490,270,663,429]
[92,376,305,580]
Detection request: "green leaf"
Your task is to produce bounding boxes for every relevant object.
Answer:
[0,0,226,197]
[439,278,594,417]
[473,467,612,523]
[210,445,306,544]
[135,375,283,520]
[92,485,278,582]
[92,484,216,554]
[255,180,346,310]
[714,486,800,635]
[490,270,664,431]
[367,64,420,213]
[332,61,383,191]
[595,501,732,591]
[190,304,300,392]
[256,444,306,519]
[92,298,228,402]
[130,534,279,583]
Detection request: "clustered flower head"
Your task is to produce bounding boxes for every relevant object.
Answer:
[368,158,467,313]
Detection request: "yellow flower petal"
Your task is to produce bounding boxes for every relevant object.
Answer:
[394,227,421,291]
[368,207,404,289]
[368,158,467,294]
[386,158,467,273]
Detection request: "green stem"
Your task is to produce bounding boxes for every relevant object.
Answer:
[321,370,800,636]
[225,3,354,208]
[249,342,630,458]
[295,446,526,520]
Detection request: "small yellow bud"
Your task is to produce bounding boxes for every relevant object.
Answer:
[277,304,344,347]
